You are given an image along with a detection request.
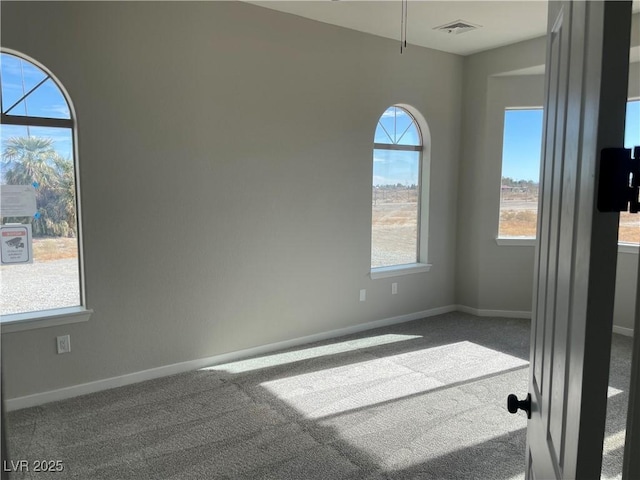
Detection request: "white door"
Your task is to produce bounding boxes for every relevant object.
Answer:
[522,1,632,479]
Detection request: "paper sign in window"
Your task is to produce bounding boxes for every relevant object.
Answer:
[1,224,33,265]
[0,185,37,218]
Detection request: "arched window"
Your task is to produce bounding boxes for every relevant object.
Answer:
[1,50,84,319]
[371,105,425,270]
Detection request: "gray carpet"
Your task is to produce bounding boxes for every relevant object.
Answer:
[4,312,633,479]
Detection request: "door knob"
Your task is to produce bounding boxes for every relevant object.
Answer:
[507,393,531,419]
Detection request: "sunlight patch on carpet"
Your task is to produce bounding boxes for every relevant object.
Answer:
[603,430,626,455]
[260,341,529,419]
[608,386,623,397]
[259,341,530,472]
[201,334,422,374]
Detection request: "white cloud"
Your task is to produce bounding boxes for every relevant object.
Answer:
[42,104,71,117]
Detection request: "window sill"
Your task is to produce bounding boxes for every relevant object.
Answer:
[1,306,92,333]
[370,263,432,279]
[619,243,640,254]
[495,238,640,253]
[496,238,537,247]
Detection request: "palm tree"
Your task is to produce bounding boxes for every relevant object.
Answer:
[1,136,76,236]
[52,155,76,236]
[2,136,57,187]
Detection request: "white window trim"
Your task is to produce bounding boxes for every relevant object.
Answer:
[371,104,431,271]
[0,48,89,329]
[495,238,640,251]
[1,307,92,333]
[495,237,537,246]
[497,100,639,249]
[370,262,432,279]
[497,106,543,245]
[618,242,640,254]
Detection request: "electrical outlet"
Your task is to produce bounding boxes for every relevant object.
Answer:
[392,283,398,295]
[359,289,366,302]
[56,335,71,354]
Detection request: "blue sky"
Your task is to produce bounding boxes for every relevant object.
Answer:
[373,149,419,186]
[1,53,73,160]
[502,101,640,183]
[625,100,640,149]
[501,108,544,182]
[1,53,70,119]
[374,107,421,147]
[372,107,421,186]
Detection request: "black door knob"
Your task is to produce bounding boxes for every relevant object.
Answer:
[507,393,531,419]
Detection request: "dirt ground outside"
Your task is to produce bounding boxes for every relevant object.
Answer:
[499,195,640,244]
[372,202,418,267]
[0,237,80,315]
[372,187,640,265]
[499,198,538,238]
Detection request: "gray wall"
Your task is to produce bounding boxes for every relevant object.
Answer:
[0,2,463,399]
[457,28,640,328]
[456,36,546,311]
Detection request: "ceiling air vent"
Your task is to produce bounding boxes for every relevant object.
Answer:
[434,20,481,35]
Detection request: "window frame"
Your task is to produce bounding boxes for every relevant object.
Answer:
[370,104,432,278]
[618,97,640,246]
[496,99,640,247]
[0,48,91,331]
[497,106,543,243]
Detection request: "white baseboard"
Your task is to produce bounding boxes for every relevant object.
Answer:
[8,303,630,411]
[5,305,457,411]
[455,305,532,319]
[456,306,635,337]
